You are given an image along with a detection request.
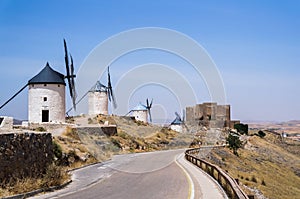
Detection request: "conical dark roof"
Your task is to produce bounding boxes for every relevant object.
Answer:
[171,116,183,125]
[89,81,107,92]
[28,62,66,85]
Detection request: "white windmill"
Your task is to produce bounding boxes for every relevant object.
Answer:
[127,99,153,123]
[88,67,117,115]
[0,39,77,124]
[169,111,188,133]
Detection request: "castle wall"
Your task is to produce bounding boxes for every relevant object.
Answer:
[186,102,232,128]
[28,84,65,123]
[186,107,195,121]
[88,91,108,115]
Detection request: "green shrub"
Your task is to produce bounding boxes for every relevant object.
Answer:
[53,141,62,159]
[110,138,122,149]
[234,123,248,135]
[251,176,257,183]
[258,130,266,138]
[227,133,242,156]
[35,126,46,132]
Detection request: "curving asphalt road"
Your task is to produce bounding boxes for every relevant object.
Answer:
[31,149,227,199]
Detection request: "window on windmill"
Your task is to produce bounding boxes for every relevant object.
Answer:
[44,84,47,86]
[43,97,47,102]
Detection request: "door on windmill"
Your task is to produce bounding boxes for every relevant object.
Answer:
[42,110,49,122]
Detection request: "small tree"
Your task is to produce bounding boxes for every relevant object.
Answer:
[234,123,248,135]
[227,133,242,156]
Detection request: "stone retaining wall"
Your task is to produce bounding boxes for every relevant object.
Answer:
[0,133,53,183]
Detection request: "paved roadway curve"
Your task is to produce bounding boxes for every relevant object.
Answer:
[31,149,227,199]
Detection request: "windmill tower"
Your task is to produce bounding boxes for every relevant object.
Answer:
[88,82,108,115]
[28,63,66,123]
[88,67,117,115]
[128,99,153,123]
[0,39,76,124]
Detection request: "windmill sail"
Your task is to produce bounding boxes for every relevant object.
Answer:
[0,84,28,110]
[70,55,77,109]
[107,66,117,108]
[63,39,77,111]
[146,98,153,122]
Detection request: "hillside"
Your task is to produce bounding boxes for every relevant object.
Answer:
[204,132,300,199]
[54,114,195,166]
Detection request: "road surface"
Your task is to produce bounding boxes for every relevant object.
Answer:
[31,149,227,199]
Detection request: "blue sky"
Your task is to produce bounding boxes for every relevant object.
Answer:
[0,0,299,122]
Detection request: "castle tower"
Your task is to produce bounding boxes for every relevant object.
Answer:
[28,63,66,123]
[88,81,108,115]
[131,104,148,123]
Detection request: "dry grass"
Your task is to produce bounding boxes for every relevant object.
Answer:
[62,126,81,141]
[0,164,70,197]
[205,133,300,199]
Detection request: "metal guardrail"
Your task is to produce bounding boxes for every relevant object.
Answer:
[185,148,249,199]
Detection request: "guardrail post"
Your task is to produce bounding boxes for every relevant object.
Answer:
[218,172,222,184]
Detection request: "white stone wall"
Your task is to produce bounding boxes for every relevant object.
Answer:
[28,84,65,123]
[170,124,182,133]
[132,110,148,123]
[88,91,108,115]
[0,116,13,130]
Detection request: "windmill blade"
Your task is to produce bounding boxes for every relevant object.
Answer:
[125,110,132,116]
[146,98,153,109]
[107,66,117,108]
[64,39,71,81]
[175,111,182,121]
[107,66,112,89]
[107,66,112,102]
[145,98,153,122]
[148,108,152,122]
[0,84,28,110]
[183,123,189,132]
[107,89,112,101]
[110,89,117,109]
[70,55,77,110]
[63,39,76,111]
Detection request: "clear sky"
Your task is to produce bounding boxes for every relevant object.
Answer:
[0,0,299,122]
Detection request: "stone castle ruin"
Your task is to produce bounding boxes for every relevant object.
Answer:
[186,102,240,128]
